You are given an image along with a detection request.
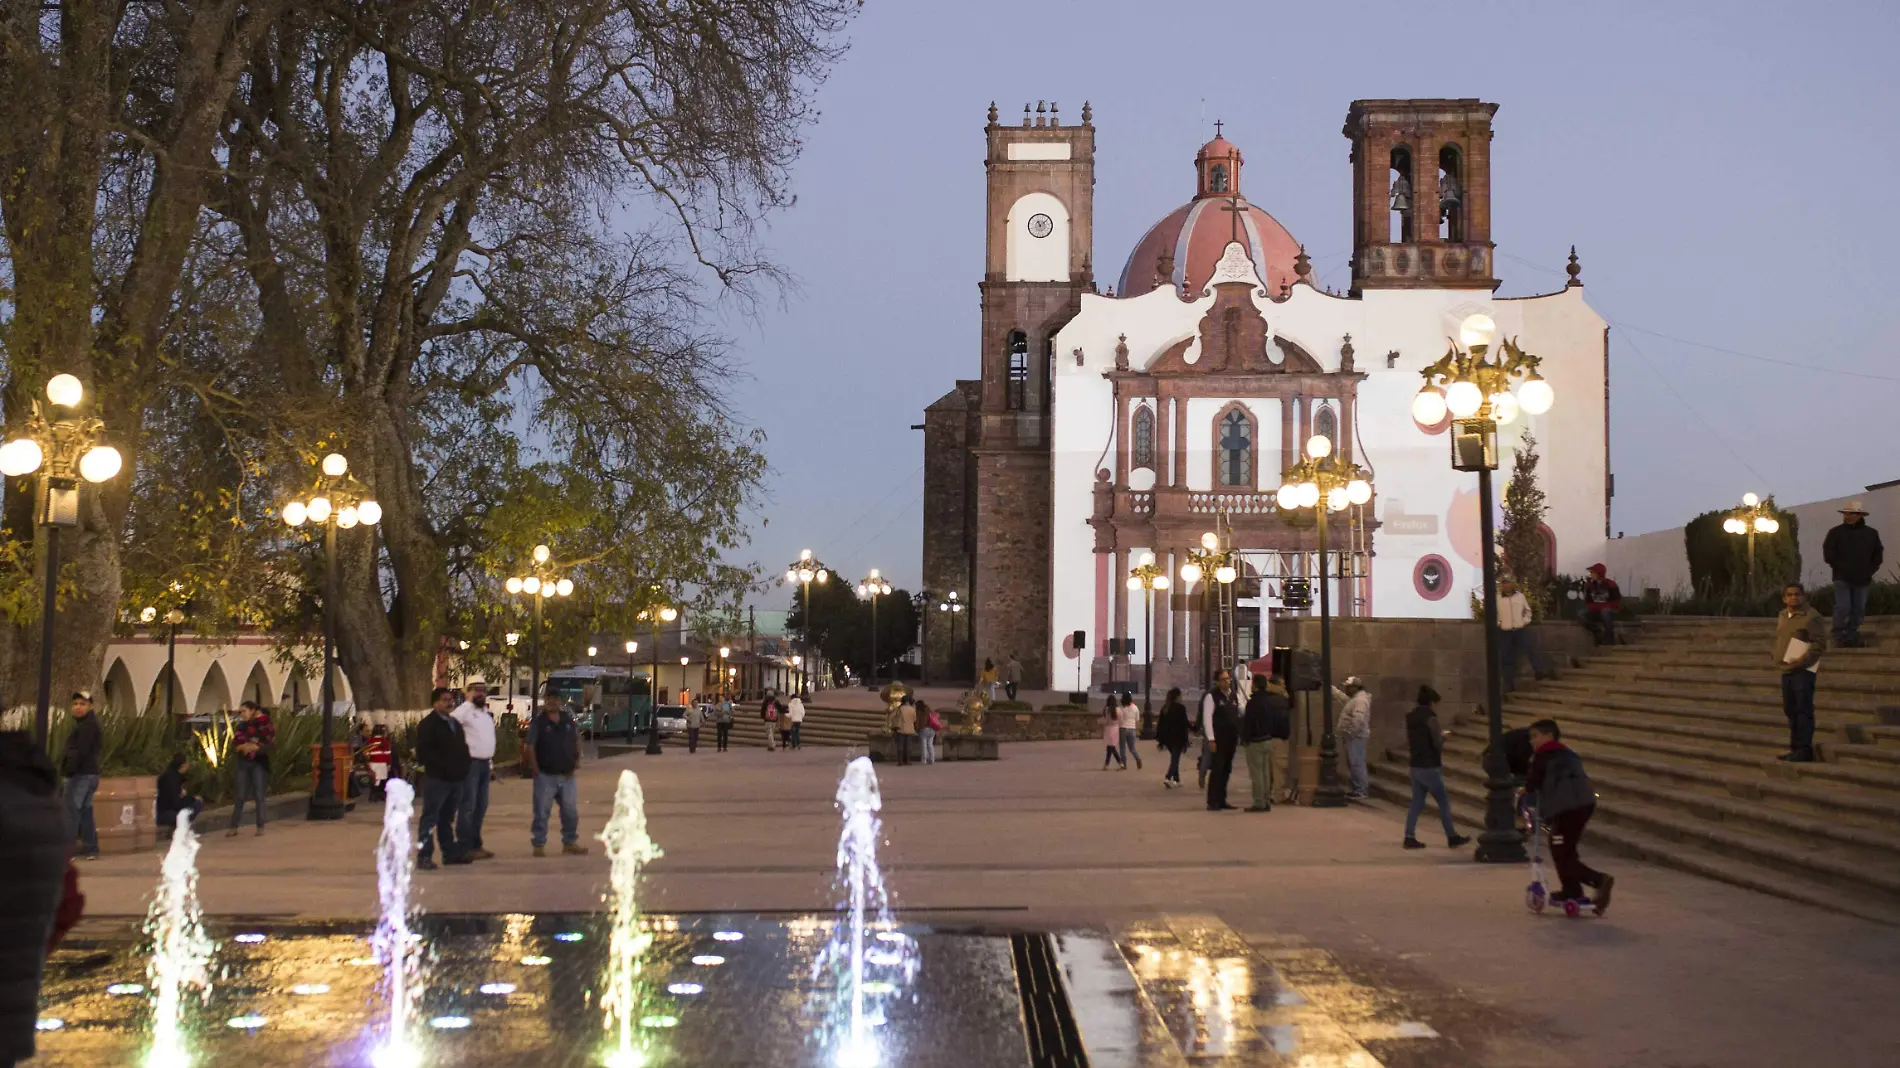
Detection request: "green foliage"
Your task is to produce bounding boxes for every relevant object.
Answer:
[1038,703,1091,713]
[787,580,921,683]
[1498,429,1550,611]
[1684,499,1799,594]
[1644,579,1900,618]
[988,700,1032,712]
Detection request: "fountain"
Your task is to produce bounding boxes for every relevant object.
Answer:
[370,778,423,1068]
[143,811,214,1068]
[816,757,916,1068]
[599,769,664,1068]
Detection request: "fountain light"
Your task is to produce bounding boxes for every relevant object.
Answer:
[520,955,552,966]
[233,933,266,943]
[834,1035,882,1068]
[859,980,898,995]
[691,954,725,966]
[712,931,744,942]
[554,931,585,942]
[36,1018,64,1031]
[107,982,146,995]
[348,957,378,967]
[638,1015,680,1029]
[667,982,704,995]
[428,1016,471,1030]
[370,1041,421,1068]
[874,931,908,943]
[290,984,330,996]
[226,1015,268,1030]
[479,982,516,995]
[603,1052,648,1068]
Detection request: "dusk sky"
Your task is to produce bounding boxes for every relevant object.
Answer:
[714,0,1900,609]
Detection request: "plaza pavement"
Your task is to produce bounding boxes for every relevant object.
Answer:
[70,740,1900,1068]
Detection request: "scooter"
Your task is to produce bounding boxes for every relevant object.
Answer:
[1524,801,1592,917]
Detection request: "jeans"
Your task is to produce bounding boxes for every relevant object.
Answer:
[1781,670,1817,758]
[1581,606,1616,645]
[1834,580,1870,644]
[457,758,490,852]
[1344,736,1369,796]
[417,777,465,861]
[1165,748,1183,784]
[1499,627,1550,691]
[531,772,580,847]
[63,773,99,855]
[1005,682,1018,700]
[1546,804,1604,899]
[1240,740,1275,808]
[916,727,935,764]
[1205,744,1236,809]
[230,761,269,830]
[1118,727,1143,768]
[893,730,910,766]
[716,722,731,750]
[1405,767,1459,841]
[791,722,802,749]
[687,727,700,753]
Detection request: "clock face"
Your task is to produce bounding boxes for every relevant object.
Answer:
[1026,213,1054,239]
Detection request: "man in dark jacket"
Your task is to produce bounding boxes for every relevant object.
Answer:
[154,752,203,835]
[414,687,471,870]
[1154,688,1191,788]
[525,694,588,857]
[1403,686,1471,850]
[1239,676,1291,812]
[0,730,71,1067]
[1822,500,1883,647]
[1204,670,1241,812]
[57,691,102,859]
[1523,719,1613,914]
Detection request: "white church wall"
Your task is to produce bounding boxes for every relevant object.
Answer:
[1004,192,1070,282]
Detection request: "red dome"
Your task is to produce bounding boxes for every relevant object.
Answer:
[1118,195,1302,298]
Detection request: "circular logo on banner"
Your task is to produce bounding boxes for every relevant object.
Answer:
[1414,554,1452,601]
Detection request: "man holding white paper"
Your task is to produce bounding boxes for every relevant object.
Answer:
[1773,583,1827,763]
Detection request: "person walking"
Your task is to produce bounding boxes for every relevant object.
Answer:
[1116,693,1144,771]
[154,752,203,833]
[980,658,1000,702]
[1579,564,1621,646]
[890,696,917,766]
[0,729,74,1068]
[787,692,807,749]
[57,691,102,859]
[524,695,588,856]
[760,694,780,751]
[1099,697,1124,770]
[1204,670,1241,811]
[1523,718,1614,914]
[226,700,274,839]
[685,701,705,753]
[451,679,497,860]
[714,697,733,752]
[1403,686,1471,849]
[1775,582,1827,762]
[414,688,471,870]
[917,700,941,765]
[1823,501,1883,648]
[1155,687,1190,788]
[1003,655,1023,701]
[1239,673,1290,812]
[1497,574,1553,691]
[1334,677,1373,800]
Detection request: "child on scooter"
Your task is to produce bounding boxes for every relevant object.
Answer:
[1523,719,1614,914]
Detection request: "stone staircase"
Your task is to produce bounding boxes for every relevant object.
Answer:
[1370,616,1900,924]
[659,704,893,749]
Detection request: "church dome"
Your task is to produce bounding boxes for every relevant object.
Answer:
[1117,130,1302,299]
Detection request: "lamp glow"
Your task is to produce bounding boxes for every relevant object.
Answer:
[46,374,84,407]
[1126,576,1142,590]
[1154,575,1170,590]
[1139,550,1155,566]
[78,445,122,483]
[522,576,541,595]
[358,500,382,525]
[1180,562,1203,584]
[555,578,574,597]
[505,577,523,594]
[507,632,520,646]
[1411,387,1448,426]
[1200,532,1219,550]
[1459,313,1498,349]
[1305,434,1332,459]
[1347,479,1373,505]
[816,569,829,583]
[660,607,678,622]
[588,646,598,657]
[321,453,348,478]
[0,439,44,477]
[1756,516,1780,534]
[282,501,308,527]
[1297,481,1321,509]
[1276,484,1299,510]
[1743,492,1760,507]
[1445,380,1483,419]
[1723,518,1745,535]
[305,497,332,523]
[1215,565,1237,585]
[1489,391,1519,425]
[1328,486,1350,511]
[141,606,157,624]
[533,544,551,564]
[626,641,637,654]
[336,505,359,529]
[1518,375,1554,415]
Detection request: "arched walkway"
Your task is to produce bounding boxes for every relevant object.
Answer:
[147,665,187,719]
[240,660,273,706]
[194,662,233,719]
[101,658,137,717]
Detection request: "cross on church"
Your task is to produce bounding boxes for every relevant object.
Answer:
[1219,194,1247,245]
[1213,118,1223,138]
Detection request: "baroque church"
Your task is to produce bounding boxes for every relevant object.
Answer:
[921,99,1608,692]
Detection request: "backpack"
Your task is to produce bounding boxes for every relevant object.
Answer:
[764,703,778,722]
[926,710,943,731]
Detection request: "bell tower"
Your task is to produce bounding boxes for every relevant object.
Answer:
[1344,98,1499,295]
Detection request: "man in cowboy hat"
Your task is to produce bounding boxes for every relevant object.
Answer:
[1822,500,1883,648]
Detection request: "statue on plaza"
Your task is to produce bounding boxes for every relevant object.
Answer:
[960,688,988,735]
[879,679,910,712]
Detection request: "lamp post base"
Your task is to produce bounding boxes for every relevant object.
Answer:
[644,727,664,756]
[307,792,346,821]
[1312,735,1349,808]
[1473,744,1528,863]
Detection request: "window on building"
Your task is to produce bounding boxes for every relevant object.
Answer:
[1438,144,1464,242]
[1132,405,1156,469]
[1209,162,1229,194]
[1217,408,1253,487]
[1313,405,1338,455]
[1006,331,1029,411]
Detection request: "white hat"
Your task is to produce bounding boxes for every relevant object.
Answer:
[465,677,488,689]
[1841,500,1868,515]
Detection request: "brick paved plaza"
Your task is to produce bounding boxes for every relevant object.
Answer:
[58,741,1900,1068]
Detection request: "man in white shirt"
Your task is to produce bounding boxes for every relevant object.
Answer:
[1497,575,1553,693]
[1116,693,1144,770]
[452,678,499,859]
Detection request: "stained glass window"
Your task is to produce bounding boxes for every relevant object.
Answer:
[1132,406,1155,469]
[1218,409,1252,486]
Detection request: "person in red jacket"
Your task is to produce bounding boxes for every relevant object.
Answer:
[1523,719,1614,914]
[1579,563,1622,646]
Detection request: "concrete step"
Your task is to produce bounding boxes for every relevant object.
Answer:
[1507,688,1873,734]
[1550,668,1900,710]
[1498,699,1788,750]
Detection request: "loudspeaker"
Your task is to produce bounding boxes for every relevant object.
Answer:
[1072,630,1087,651]
[1272,646,1322,691]
[1281,577,1312,610]
[1097,680,1137,695]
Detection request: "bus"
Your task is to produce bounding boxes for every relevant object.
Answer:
[542,666,667,738]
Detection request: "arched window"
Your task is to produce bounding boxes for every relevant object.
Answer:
[1438,144,1464,242]
[1132,405,1156,469]
[1313,405,1338,455]
[1006,330,1029,410]
[1216,408,1253,487]
[1209,163,1229,194]
[1389,146,1414,243]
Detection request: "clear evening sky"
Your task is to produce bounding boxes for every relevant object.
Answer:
[714,0,1899,605]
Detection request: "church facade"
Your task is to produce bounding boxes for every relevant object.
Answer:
[922,99,1609,692]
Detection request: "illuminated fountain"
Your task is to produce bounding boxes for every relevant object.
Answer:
[370,778,424,1068]
[817,757,916,1068]
[144,811,214,1068]
[599,769,663,1068]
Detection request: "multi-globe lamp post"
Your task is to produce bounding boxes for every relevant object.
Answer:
[1125,554,1170,726]
[784,549,830,695]
[139,591,189,727]
[936,590,965,683]
[1178,534,1239,689]
[1276,434,1374,809]
[503,544,574,716]
[280,451,382,820]
[1722,493,1780,596]
[0,373,125,747]
[641,604,680,753]
[505,632,521,716]
[1410,313,1555,863]
[856,570,893,688]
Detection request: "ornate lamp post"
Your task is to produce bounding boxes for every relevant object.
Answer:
[783,549,830,695]
[1178,534,1239,690]
[1723,493,1780,596]
[1412,313,1555,863]
[280,451,382,821]
[504,544,574,715]
[139,582,188,726]
[0,374,125,747]
[1125,554,1171,726]
[1277,434,1374,809]
[856,570,893,688]
[718,646,731,700]
[623,639,638,733]
[505,632,521,716]
[639,604,679,754]
[936,590,965,682]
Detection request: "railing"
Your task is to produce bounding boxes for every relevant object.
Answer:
[1188,492,1278,515]
[1124,491,1154,515]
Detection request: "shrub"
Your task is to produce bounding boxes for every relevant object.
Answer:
[1684,499,1798,594]
[987,700,1032,712]
[1037,703,1091,713]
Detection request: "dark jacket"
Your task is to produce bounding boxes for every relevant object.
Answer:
[0,731,73,1066]
[155,766,196,831]
[232,711,274,769]
[1406,704,1445,769]
[1524,741,1595,819]
[1155,700,1191,753]
[1499,727,1535,779]
[1823,521,1884,586]
[526,712,581,776]
[59,713,101,778]
[1240,682,1291,745]
[1210,692,1241,752]
[415,712,471,783]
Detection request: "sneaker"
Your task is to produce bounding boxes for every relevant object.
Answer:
[1403,837,1426,850]
[416,857,438,871]
[468,849,495,860]
[1593,874,1615,915]
[562,843,589,856]
[532,845,546,857]
[78,852,99,861]
[1447,834,1472,848]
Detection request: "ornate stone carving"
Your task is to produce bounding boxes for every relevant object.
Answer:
[1208,241,1258,289]
[1073,346,1085,367]
[1113,334,1129,371]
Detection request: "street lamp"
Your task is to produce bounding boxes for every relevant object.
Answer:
[1126,554,1171,728]
[1413,312,1554,863]
[638,603,679,754]
[504,544,574,719]
[0,374,125,747]
[505,632,521,715]
[139,581,189,728]
[856,570,894,689]
[1277,434,1375,809]
[280,451,381,821]
[783,549,830,696]
[1722,492,1780,596]
[936,590,965,682]
[1178,532,1239,690]
[718,646,731,700]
